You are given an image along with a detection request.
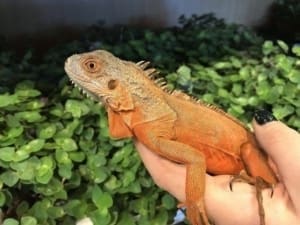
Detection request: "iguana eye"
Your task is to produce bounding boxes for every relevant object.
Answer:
[108,79,118,90]
[83,59,100,73]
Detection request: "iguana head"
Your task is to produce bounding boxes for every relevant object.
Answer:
[65,50,135,111]
[65,50,176,128]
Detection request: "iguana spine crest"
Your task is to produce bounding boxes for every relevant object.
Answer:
[137,62,247,129]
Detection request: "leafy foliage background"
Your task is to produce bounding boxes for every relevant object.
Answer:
[0,14,300,225]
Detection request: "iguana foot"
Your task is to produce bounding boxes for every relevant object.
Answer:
[229,170,255,191]
[229,171,275,225]
[229,170,274,195]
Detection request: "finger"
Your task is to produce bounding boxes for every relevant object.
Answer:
[253,117,300,213]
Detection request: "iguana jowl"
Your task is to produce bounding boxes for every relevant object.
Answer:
[64,50,278,225]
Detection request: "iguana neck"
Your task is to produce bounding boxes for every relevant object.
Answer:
[121,85,176,128]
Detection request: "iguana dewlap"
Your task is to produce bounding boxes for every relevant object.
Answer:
[64,50,278,225]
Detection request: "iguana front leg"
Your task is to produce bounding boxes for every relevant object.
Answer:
[134,126,209,225]
[155,138,209,225]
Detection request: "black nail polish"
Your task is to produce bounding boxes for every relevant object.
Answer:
[254,109,277,125]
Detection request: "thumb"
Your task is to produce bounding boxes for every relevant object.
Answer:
[253,109,300,210]
[253,109,300,168]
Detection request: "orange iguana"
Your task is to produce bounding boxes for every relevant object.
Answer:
[64,50,278,225]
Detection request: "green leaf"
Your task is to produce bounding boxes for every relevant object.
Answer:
[213,62,232,69]
[91,167,108,184]
[0,171,19,186]
[117,212,136,225]
[16,201,30,217]
[218,88,229,98]
[15,80,35,90]
[55,137,78,151]
[0,94,18,107]
[232,84,242,96]
[6,127,24,139]
[18,139,45,154]
[83,127,95,140]
[122,170,135,187]
[275,54,293,72]
[88,152,107,167]
[65,100,90,118]
[64,200,87,218]
[13,150,30,162]
[277,40,289,53]
[292,45,300,57]
[0,191,6,206]
[24,99,45,110]
[287,69,300,83]
[228,104,245,117]
[151,210,168,225]
[239,67,250,79]
[47,206,65,219]
[34,178,63,196]
[104,176,121,191]
[176,65,191,85]
[10,157,39,180]
[92,186,113,210]
[273,105,294,120]
[15,89,41,98]
[55,150,71,164]
[110,145,133,165]
[262,41,275,55]
[230,57,242,68]
[248,96,260,106]
[69,152,85,162]
[161,194,176,210]
[0,147,15,162]
[36,166,53,184]
[21,216,37,225]
[3,218,19,225]
[90,209,111,225]
[50,105,64,117]
[123,181,141,194]
[37,124,57,139]
[58,163,73,179]
[6,115,21,127]
[15,111,43,123]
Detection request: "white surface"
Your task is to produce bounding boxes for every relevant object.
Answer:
[0,0,273,36]
[76,217,93,225]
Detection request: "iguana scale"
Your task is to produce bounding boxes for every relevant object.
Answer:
[64,50,278,225]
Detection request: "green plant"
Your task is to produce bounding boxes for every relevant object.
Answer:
[273,0,300,22]
[0,80,176,225]
[0,14,299,225]
[265,0,300,42]
[82,13,263,70]
[166,40,300,129]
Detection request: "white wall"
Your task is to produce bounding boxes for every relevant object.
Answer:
[0,0,274,37]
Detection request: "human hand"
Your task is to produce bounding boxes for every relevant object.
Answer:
[134,110,300,225]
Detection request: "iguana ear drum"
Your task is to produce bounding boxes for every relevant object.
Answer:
[108,79,118,90]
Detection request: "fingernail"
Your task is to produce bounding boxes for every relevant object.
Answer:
[254,109,277,125]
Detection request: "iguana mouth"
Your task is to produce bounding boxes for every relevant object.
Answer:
[65,65,102,102]
[69,78,102,103]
